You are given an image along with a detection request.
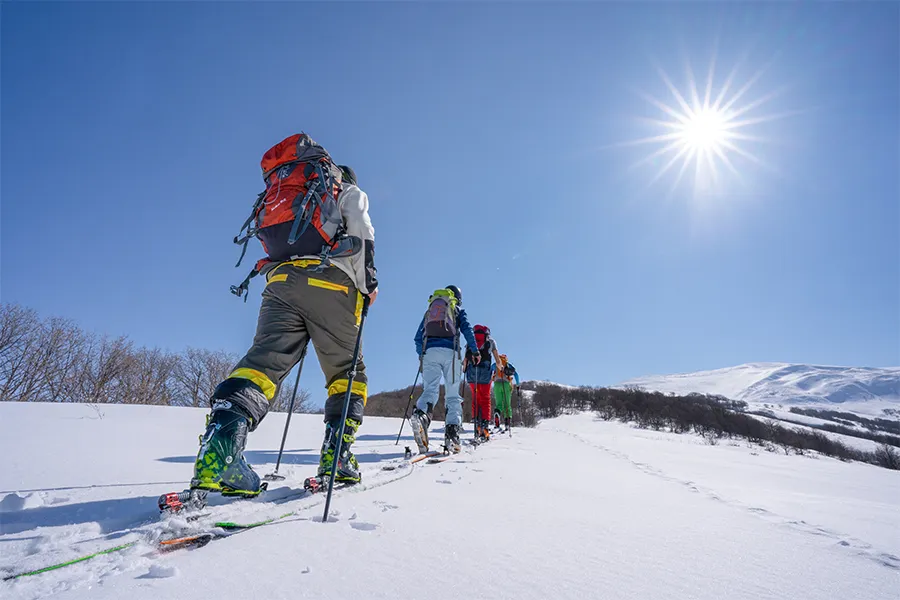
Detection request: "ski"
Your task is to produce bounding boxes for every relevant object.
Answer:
[157,533,214,553]
[426,455,454,464]
[382,450,439,470]
[410,451,442,463]
[6,458,418,581]
[2,541,139,581]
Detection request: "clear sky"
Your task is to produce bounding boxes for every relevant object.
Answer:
[2,2,898,399]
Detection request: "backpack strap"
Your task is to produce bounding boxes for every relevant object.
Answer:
[287,175,321,245]
[230,268,258,303]
[230,258,272,303]
[287,161,336,246]
[233,191,266,268]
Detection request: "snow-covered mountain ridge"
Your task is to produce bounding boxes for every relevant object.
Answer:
[620,362,900,417]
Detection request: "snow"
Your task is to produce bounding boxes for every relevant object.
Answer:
[620,362,900,417]
[1,402,898,599]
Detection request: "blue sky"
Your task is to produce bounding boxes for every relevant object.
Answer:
[2,2,898,399]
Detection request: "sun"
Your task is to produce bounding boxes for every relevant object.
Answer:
[620,53,791,197]
[679,107,728,152]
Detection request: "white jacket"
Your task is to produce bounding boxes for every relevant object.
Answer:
[312,184,377,295]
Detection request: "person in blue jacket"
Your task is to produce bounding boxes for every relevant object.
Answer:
[411,285,478,454]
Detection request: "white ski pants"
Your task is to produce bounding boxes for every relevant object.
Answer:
[416,347,463,426]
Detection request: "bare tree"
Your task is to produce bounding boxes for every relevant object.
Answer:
[0,304,42,400]
[77,334,133,404]
[43,318,89,403]
[173,347,207,407]
[119,347,178,405]
[271,374,313,413]
[203,350,236,402]
[172,348,237,407]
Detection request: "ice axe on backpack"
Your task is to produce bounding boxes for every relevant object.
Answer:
[264,343,309,481]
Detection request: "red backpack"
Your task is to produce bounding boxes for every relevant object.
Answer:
[231,133,358,299]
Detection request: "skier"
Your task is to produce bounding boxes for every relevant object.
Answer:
[191,133,378,497]
[464,324,502,441]
[411,286,479,454]
[492,354,519,432]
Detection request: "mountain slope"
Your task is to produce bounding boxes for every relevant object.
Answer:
[1,402,898,599]
[621,363,900,416]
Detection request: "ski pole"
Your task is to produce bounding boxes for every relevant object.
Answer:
[510,385,516,437]
[322,296,370,523]
[395,360,423,445]
[474,378,479,440]
[264,343,309,482]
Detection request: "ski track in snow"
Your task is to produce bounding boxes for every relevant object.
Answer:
[1,403,898,600]
[546,425,900,572]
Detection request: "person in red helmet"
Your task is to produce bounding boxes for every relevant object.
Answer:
[463,324,501,441]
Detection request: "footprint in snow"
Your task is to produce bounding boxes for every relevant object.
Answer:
[350,522,379,532]
[436,479,452,485]
[139,564,179,579]
[312,514,341,523]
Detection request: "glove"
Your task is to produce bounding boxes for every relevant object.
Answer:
[471,352,481,365]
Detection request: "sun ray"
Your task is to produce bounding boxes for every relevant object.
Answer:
[685,60,702,114]
[711,62,740,112]
[703,41,718,111]
[713,144,742,180]
[719,139,763,166]
[628,141,684,172]
[656,66,694,118]
[646,144,694,187]
[669,149,694,193]
[636,117,688,130]
[718,59,773,114]
[639,93,691,125]
[612,131,687,150]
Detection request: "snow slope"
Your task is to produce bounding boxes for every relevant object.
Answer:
[621,362,900,417]
[1,402,898,600]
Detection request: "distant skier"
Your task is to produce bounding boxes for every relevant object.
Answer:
[464,324,502,441]
[492,354,519,432]
[191,134,378,497]
[411,286,479,454]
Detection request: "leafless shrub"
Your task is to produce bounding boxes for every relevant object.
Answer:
[0,303,301,409]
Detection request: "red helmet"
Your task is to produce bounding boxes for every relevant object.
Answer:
[473,325,490,349]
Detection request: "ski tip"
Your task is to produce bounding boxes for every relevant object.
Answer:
[158,533,214,553]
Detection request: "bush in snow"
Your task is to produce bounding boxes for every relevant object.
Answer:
[515,381,897,470]
[874,444,900,470]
